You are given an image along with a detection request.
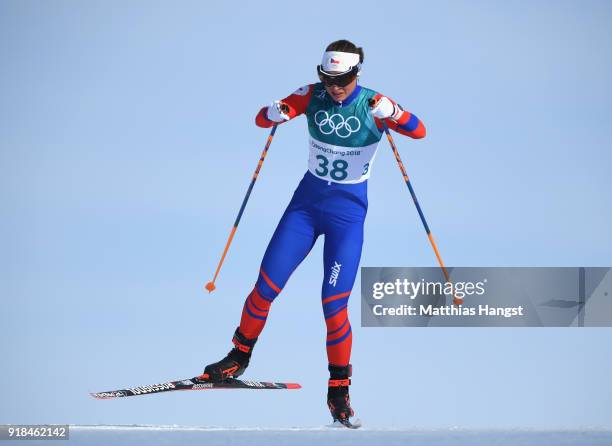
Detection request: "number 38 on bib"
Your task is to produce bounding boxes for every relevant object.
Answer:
[307,137,379,184]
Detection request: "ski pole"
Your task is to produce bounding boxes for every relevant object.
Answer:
[373,105,461,305]
[205,119,282,293]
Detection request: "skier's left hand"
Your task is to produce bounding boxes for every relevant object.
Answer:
[370,96,402,120]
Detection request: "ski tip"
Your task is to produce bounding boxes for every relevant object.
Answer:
[286,383,302,390]
[204,282,216,292]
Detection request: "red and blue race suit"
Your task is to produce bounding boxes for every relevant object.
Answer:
[238,83,425,366]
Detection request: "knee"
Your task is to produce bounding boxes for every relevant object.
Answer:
[256,269,282,301]
[322,293,350,325]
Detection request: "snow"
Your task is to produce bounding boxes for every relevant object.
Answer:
[54,425,612,446]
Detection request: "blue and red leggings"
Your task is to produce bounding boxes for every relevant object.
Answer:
[238,171,367,366]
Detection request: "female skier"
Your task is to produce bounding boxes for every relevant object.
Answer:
[201,39,426,425]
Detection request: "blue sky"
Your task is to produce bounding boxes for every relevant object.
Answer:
[1,0,611,428]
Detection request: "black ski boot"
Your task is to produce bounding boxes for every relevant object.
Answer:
[327,364,359,428]
[198,328,257,382]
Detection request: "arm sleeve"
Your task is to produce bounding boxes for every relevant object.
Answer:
[255,84,314,128]
[372,93,426,139]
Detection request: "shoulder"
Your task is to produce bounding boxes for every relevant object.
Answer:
[290,84,319,96]
[304,83,328,102]
[357,85,379,97]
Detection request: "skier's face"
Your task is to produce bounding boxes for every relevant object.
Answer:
[324,76,358,102]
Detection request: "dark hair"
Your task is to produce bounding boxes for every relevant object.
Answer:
[325,39,364,64]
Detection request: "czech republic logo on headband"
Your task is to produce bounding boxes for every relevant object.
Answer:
[321,51,360,74]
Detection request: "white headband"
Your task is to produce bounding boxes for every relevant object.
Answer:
[320,51,361,74]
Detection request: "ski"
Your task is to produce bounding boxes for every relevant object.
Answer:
[90,376,301,399]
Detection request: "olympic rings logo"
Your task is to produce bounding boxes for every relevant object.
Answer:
[314,111,361,138]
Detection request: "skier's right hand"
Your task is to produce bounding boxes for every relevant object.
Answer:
[266,100,290,122]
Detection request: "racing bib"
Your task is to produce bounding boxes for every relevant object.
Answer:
[307,135,379,184]
[305,84,383,184]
